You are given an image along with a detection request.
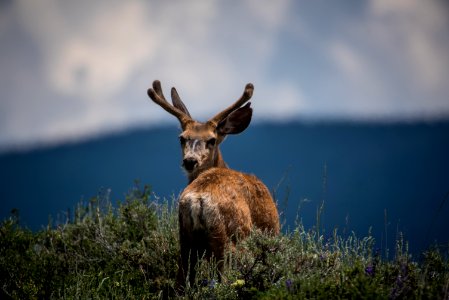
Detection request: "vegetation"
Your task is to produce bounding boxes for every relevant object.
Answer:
[1,183,448,299]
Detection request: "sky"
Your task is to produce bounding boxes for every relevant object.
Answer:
[1,0,449,152]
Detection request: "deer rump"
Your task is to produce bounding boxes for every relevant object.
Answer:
[178,167,279,280]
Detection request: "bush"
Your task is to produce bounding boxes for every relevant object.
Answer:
[1,183,448,299]
[1,183,179,299]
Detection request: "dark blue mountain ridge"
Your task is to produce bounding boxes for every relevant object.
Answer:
[1,121,448,255]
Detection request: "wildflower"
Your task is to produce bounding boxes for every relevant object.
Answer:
[33,244,42,254]
[285,279,293,291]
[201,279,217,289]
[365,265,375,276]
[209,279,217,289]
[231,279,245,288]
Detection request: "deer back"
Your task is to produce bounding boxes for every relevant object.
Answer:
[179,167,279,244]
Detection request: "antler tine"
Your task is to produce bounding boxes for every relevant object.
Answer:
[209,83,254,126]
[147,80,191,126]
[171,87,191,118]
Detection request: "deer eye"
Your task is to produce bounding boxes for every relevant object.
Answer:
[206,138,216,147]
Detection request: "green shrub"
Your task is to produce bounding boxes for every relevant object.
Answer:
[1,183,179,299]
[1,183,448,299]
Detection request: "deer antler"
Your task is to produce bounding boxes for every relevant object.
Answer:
[147,80,192,127]
[208,83,254,126]
[171,87,191,118]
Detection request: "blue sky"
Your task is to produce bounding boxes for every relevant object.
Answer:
[1,0,449,151]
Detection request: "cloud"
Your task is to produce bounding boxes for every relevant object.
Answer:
[322,0,449,119]
[1,0,296,151]
[1,0,449,151]
[16,0,155,100]
[369,0,449,91]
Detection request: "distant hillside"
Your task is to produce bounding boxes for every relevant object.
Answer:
[1,121,449,255]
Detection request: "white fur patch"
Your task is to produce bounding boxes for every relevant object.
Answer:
[181,192,218,230]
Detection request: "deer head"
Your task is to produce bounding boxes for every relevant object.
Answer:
[147,80,254,182]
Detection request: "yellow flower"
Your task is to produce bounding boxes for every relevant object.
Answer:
[231,279,245,288]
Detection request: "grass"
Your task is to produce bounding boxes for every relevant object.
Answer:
[1,182,449,299]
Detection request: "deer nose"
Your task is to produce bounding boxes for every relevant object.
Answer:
[183,158,198,171]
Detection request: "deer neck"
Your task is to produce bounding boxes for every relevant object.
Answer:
[214,148,228,169]
[187,148,228,184]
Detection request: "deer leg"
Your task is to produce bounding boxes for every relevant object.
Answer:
[207,225,228,282]
[176,233,192,291]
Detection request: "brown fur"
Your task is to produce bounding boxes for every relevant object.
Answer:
[178,168,279,285]
[147,80,280,288]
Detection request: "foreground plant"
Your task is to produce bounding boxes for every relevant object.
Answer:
[1,184,448,299]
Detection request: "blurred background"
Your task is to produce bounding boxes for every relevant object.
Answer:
[1,0,449,255]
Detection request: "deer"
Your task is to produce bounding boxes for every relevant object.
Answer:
[147,80,280,288]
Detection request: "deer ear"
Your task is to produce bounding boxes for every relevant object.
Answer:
[217,103,252,135]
